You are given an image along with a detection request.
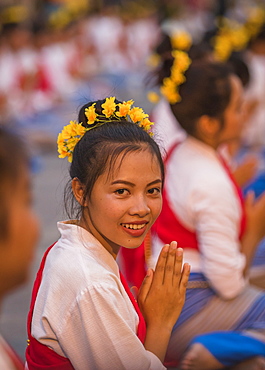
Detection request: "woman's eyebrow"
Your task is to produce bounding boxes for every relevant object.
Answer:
[111,179,162,187]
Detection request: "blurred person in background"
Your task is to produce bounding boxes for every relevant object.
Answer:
[0,126,39,369]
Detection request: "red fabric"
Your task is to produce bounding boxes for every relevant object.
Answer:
[26,243,146,369]
[154,141,199,249]
[26,243,74,369]
[118,244,146,289]
[119,272,146,343]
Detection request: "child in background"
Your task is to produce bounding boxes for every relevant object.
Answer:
[0,126,39,369]
[25,97,190,370]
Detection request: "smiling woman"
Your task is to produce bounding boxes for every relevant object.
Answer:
[25,97,190,370]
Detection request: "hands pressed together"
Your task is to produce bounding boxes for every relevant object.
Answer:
[137,241,190,363]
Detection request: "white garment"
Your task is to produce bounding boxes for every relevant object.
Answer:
[151,99,186,155]
[152,137,246,299]
[242,52,265,147]
[31,221,165,370]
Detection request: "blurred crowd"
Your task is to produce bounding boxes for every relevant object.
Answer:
[0,0,160,123]
[0,0,265,148]
[0,0,250,122]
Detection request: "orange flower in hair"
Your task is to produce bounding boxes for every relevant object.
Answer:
[101,97,116,118]
[85,104,98,125]
[57,97,154,162]
[117,100,134,117]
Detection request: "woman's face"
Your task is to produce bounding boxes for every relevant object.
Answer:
[0,164,39,297]
[82,148,163,257]
[218,75,244,144]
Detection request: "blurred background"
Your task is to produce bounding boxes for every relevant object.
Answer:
[0,0,264,361]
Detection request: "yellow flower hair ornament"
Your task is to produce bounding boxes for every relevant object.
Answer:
[212,6,265,62]
[147,31,192,105]
[57,97,154,162]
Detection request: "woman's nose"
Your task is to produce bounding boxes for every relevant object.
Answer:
[128,195,150,217]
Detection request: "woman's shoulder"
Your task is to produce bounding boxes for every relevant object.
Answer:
[44,238,118,287]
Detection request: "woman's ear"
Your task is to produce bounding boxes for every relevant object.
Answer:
[196,115,220,141]
[72,177,87,206]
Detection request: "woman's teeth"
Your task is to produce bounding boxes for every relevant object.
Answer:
[122,223,145,230]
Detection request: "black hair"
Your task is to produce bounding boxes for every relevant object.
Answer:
[170,61,233,136]
[0,126,29,240]
[248,24,265,47]
[228,51,250,88]
[64,99,164,219]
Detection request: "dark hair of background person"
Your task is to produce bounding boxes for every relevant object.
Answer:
[64,99,165,219]
[227,51,250,88]
[248,24,265,48]
[170,61,233,136]
[0,126,29,240]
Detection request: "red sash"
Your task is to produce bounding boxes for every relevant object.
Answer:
[26,243,146,369]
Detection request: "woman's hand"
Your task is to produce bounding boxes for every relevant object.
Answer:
[244,190,265,242]
[233,156,258,187]
[137,241,190,362]
[138,241,190,331]
[241,191,265,275]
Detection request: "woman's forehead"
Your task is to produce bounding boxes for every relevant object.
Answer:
[104,148,161,181]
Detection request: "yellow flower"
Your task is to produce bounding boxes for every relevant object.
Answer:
[214,36,232,61]
[171,31,192,51]
[140,118,154,131]
[146,53,161,68]
[162,77,176,90]
[58,96,154,162]
[147,91,160,104]
[171,69,186,85]
[67,153,73,163]
[129,107,149,123]
[231,28,249,50]
[66,120,86,137]
[85,104,97,125]
[172,50,191,71]
[57,132,64,145]
[160,83,181,104]
[58,145,69,158]
[102,97,116,118]
[67,137,80,152]
[117,100,134,117]
[61,123,73,140]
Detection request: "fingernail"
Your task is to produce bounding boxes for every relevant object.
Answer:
[171,241,178,249]
[164,244,169,252]
[177,247,183,256]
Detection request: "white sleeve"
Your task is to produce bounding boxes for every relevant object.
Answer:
[57,283,166,370]
[191,178,247,299]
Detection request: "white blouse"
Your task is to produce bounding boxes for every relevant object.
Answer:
[31,221,165,370]
[152,137,247,299]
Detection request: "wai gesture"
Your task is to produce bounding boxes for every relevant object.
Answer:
[138,241,190,363]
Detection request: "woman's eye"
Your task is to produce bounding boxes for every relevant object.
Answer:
[115,189,129,195]
[148,187,161,195]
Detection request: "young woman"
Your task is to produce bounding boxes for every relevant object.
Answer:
[150,58,265,369]
[0,126,39,369]
[25,97,190,369]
